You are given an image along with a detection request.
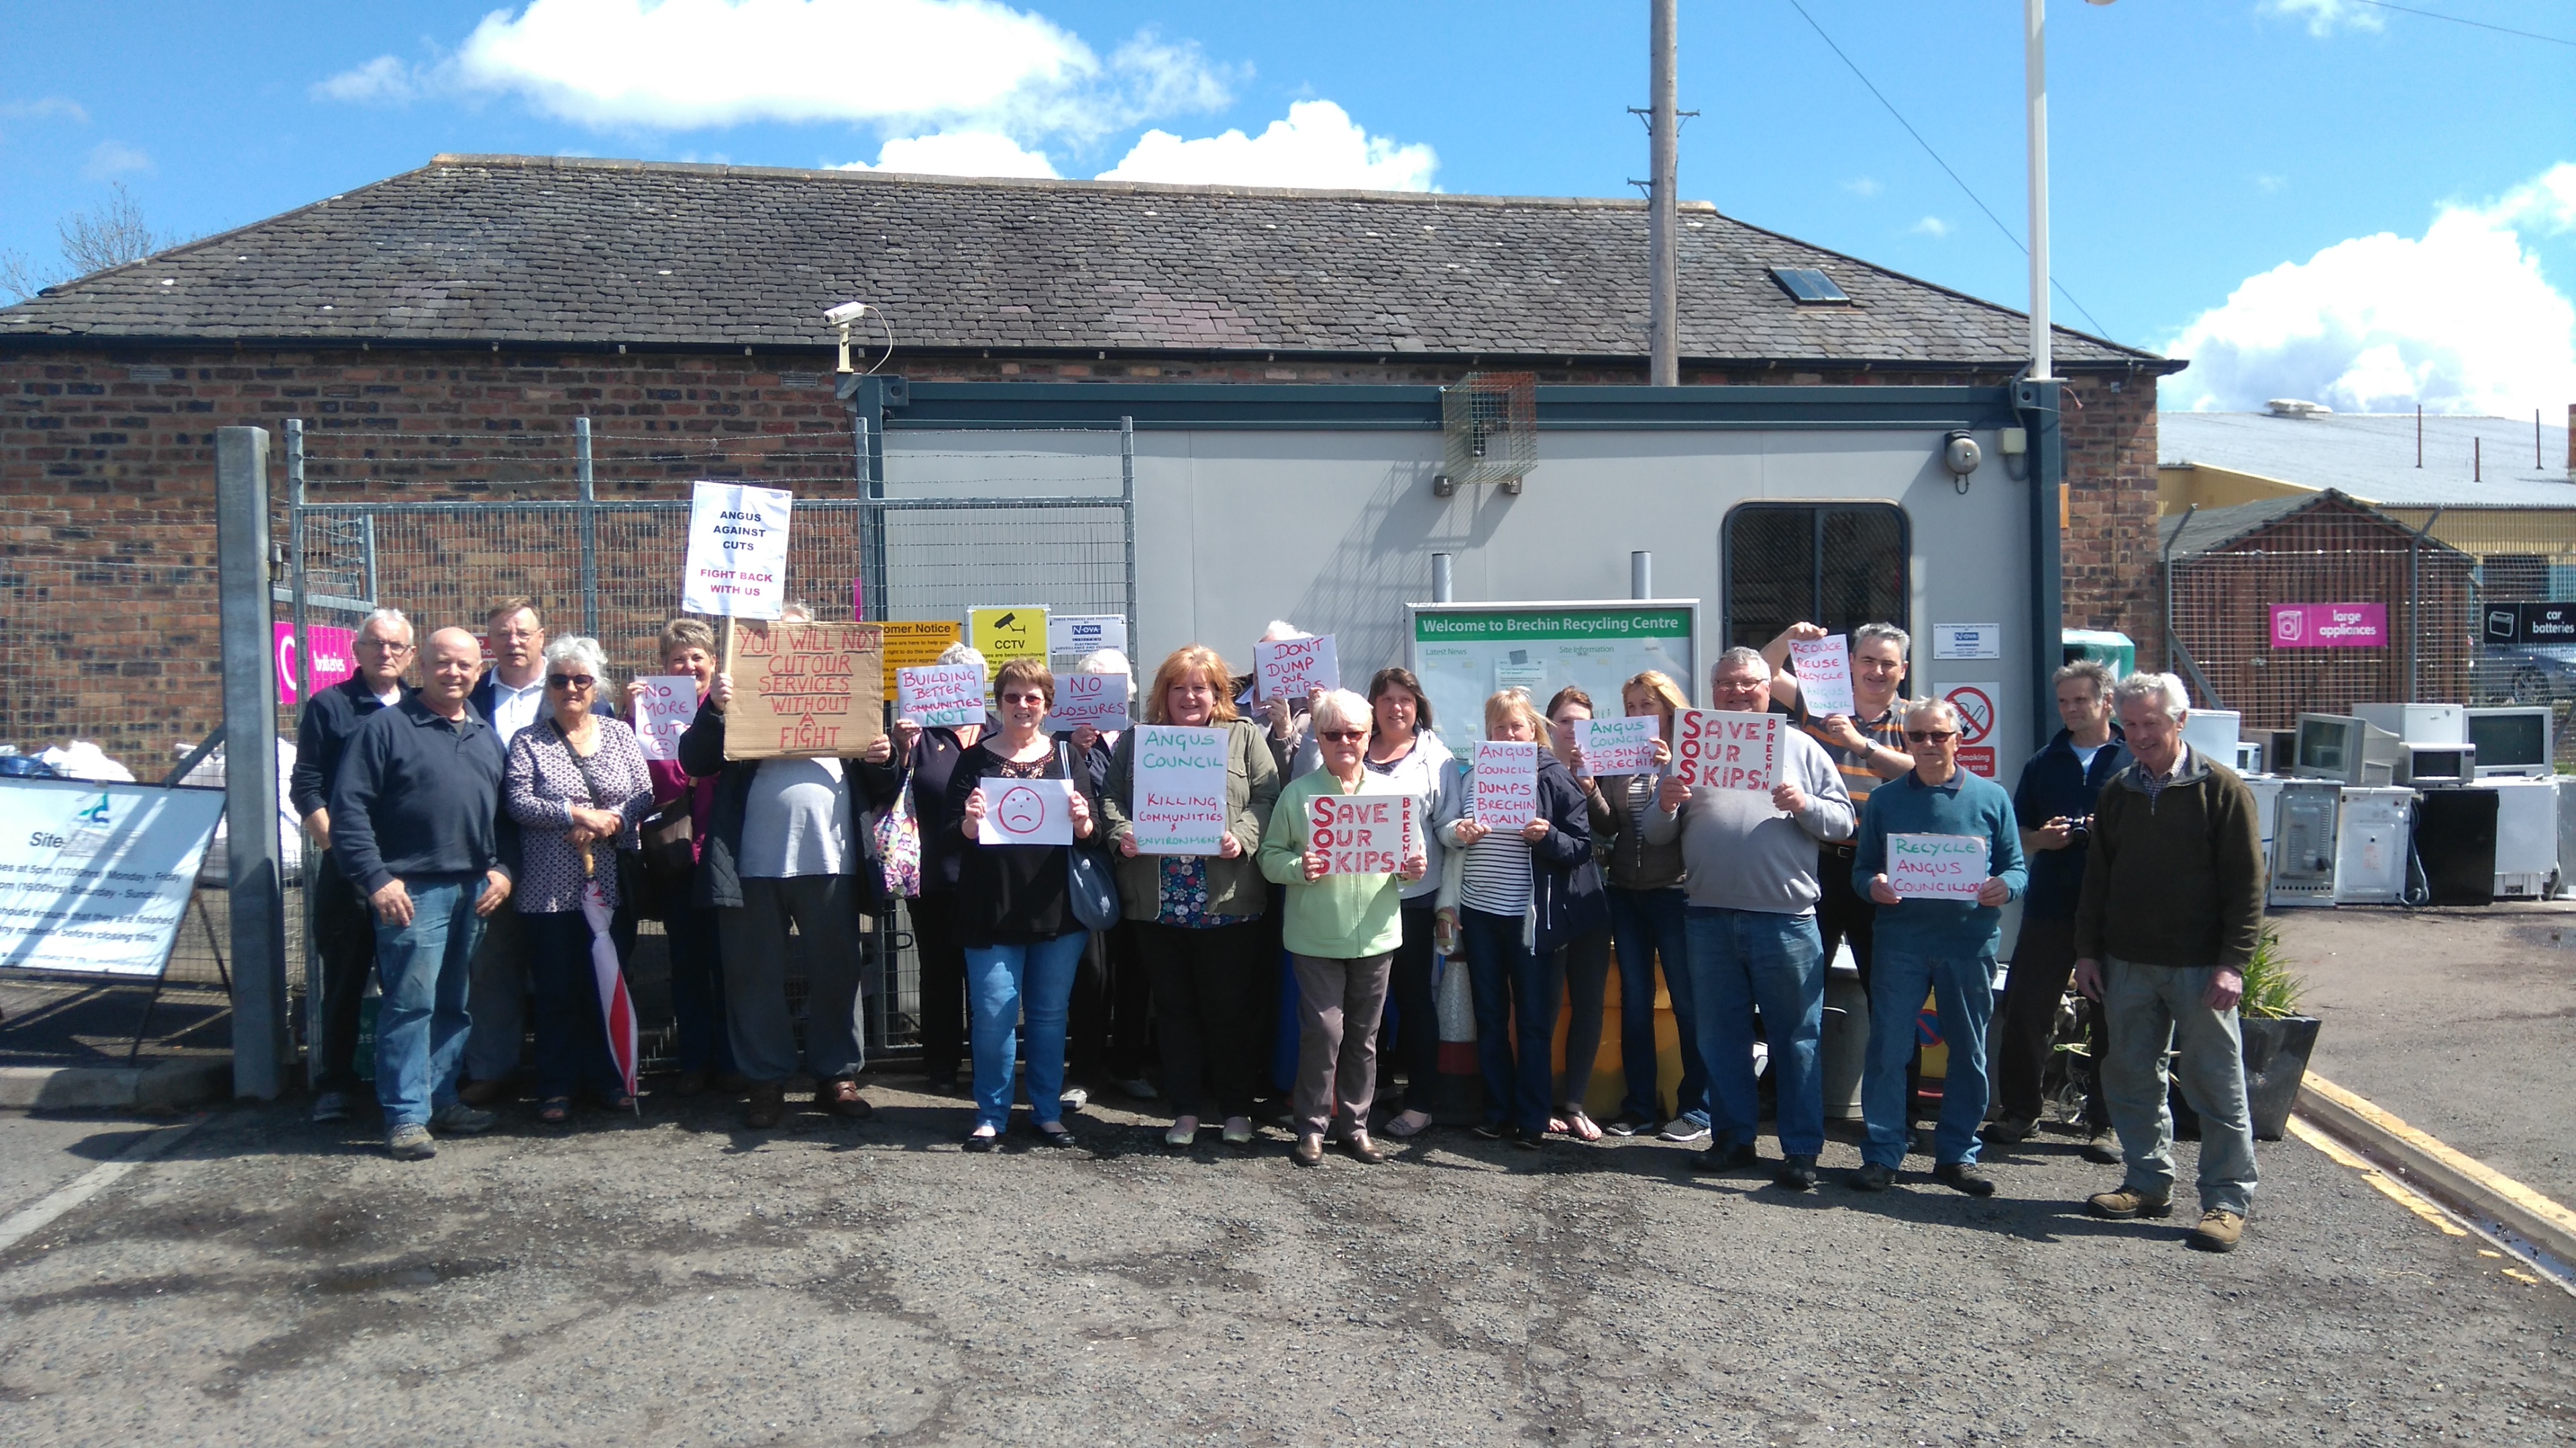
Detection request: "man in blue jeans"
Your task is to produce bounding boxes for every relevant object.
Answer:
[1848,698,2027,1196]
[1648,647,1854,1189]
[330,626,517,1160]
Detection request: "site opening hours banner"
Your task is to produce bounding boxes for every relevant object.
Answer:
[0,779,225,977]
[1410,602,1697,761]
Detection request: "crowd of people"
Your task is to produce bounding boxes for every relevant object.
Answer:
[299,602,2265,1253]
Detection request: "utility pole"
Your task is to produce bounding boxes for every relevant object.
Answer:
[1648,0,1679,386]
[2023,0,2053,382]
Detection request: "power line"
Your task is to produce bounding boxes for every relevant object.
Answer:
[2346,0,2576,48]
[1782,0,2119,346]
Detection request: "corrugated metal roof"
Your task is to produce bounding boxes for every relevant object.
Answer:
[2160,410,2576,507]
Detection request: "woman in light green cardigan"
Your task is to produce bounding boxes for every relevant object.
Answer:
[1260,689,1428,1166]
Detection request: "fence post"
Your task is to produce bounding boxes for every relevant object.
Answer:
[1121,416,1138,643]
[2016,378,2065,743]
[217,426,289,1100]
[2408,506,2444,702]
[577,416,599,638]
[287,419,308,701]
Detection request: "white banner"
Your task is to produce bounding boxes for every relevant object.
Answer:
[979,777,1075,846]
[1129,724,1230,854]
[1886,832,1989,900]
[1254,634,1338,702]
[632,675,698,761]
[680,481,792,619]
[1470,740,1540,828]
[0,779,225,977]
[1788,634,1856,718]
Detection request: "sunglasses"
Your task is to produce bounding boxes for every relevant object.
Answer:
[1904,730,1957,744]
[1000,691,1048,705]
[547,673,596,691]
[1317,729,1368,742]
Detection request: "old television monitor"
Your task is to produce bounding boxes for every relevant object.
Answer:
[2293,713,2400,787]
[2396,742,2476,787]
[2465,706,2553,778]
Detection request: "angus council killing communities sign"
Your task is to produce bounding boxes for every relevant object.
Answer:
[1,779,225,977]
[1409,602,1699,760]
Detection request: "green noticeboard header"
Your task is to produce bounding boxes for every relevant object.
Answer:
[1415,608,1692,643]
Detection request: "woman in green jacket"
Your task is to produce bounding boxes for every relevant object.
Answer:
[1260,689,1428,1166]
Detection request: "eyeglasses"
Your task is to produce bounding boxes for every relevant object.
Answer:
[1000,691,1048,706]
[355,639,413,653]
[1317,729,1367,742]
[1904,730,1957,744]
[547,674,596,691]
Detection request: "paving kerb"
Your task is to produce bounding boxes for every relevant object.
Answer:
[3,1083,2572,1444]
[0,1060,232,1111]
[2295,1072,2576,1276]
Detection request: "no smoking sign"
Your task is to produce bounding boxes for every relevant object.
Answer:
[1942,682,2001,778]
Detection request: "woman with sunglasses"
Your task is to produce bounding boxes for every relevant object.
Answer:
[502,636,652,1124]
[949,658,1100,1150]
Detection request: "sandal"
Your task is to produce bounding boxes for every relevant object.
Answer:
[1562,1108,1603,1144]
[537,1097,572,1125]
[1382,1109,1434,1139]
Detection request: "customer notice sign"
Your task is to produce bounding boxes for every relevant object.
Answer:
[1,778,224,977]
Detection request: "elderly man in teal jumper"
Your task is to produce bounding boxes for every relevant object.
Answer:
[1847,697,2027,1195]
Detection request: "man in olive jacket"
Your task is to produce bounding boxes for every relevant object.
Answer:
[2072,671,2265,1254]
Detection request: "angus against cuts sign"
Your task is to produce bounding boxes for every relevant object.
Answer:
[724,620,885,759]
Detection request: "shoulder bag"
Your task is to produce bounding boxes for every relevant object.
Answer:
[1059,742,1122,931]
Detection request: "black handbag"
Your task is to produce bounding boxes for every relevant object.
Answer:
[638,801,696,904]
[1057,742,1122,931]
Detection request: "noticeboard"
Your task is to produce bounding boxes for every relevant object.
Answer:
[1407,600,1699,759]
[0,778,225,977]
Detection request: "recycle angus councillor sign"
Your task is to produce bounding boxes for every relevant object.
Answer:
[723,620,886,760]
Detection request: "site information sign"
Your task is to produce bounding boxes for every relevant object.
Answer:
[0,779,225,977]
[1409,602,1699,761]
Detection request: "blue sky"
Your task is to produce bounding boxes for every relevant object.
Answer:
[3,0,2571,414]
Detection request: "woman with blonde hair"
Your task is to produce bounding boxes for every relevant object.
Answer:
[1101,645,1281,1148]
[1596,669,1708,1140]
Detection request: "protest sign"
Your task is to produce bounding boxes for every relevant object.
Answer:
[1672,710,1782,792]
[1308,793,1416,876]
[1052,671,1131,730]
[631,675,700,761]
[0,778,225,977]
[1471,740,1541,828]
[1254,634,1338,702]
[878,620,964,692]
[1788,634,1856,718]
[1129,724,1230,854]
[1049,614,1129,670]
[896,664,985,728]
[970,606,1049,676]
[979,777,1075,846]
[1574,716,1660,775]
[722,620,885,760]
[681,482,792,619]
[1885,833,1990,901]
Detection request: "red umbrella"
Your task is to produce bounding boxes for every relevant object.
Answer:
[578,851,638,1107]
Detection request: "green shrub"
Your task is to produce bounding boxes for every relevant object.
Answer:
[2238,922,2307,1019]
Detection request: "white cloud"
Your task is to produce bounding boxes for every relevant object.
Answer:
[1908,215,1951,239]
[316,0,1230,142]
[83,141,152,180]
[1841,176,1882,199]
[1095,100,1435,191]
[1,96,89,123]
[2162,162,2576,419]
[2261,0,2383,38]
[837,130,1059,178]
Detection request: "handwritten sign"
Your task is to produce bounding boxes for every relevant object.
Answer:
[979,777,1075,846]
[1130,724,1230,854]
[1886,833,1989,901]
[1309,793,1416,876]
[1052,672,1131,730]
[1574,716,1660,775]
[681,481,792,619]
[971,606,1049,677]
[722,620,885,760]
[1789,634,1856,718]
[896,664,985,728]
[1050,614,1128,670]
[1254,634,1338,702]
[1673,710,1782,792]
[878,620,965,692]
[632,675,700,761]
[1471,740,1541,828]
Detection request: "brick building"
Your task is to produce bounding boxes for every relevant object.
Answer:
[2,154,2178,771]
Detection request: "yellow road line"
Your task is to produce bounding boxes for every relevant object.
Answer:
[2286,1116,2466,1237]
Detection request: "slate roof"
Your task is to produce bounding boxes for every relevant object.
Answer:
[0,154,2168,372]
[2156,488,2467,559]
[2161,410,2576,507]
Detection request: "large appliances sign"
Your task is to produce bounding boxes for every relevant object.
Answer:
[2269,602,2385,649]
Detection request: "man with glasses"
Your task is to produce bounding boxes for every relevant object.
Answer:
[1848,698,2026,1195]
[329,626,515,1160]
[290,608,418,1124]
[1646,647,1854,1189]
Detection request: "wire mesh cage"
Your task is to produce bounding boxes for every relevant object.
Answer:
[1440,372,1538,488]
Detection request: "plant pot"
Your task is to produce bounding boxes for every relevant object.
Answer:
[2239,1013,2320,1141]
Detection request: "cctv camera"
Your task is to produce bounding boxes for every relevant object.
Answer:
[824,300,869,328]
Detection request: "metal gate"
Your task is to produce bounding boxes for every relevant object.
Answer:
[282,417,1137,1066]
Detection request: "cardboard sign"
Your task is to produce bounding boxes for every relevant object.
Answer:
[1308,792,1417,877]
[896,664,985,728]
[1886,832,1990,901]
[978,777,1075,846]
[1050,614,1129,670]
[1052,671,1131,730]
[274,622,357,706]
[2269,602,2385,649]
[1788,634,1856,718]
[0,778,225,977]
[1470,740,1541,828]
[878,620,965,692]
[681,481,792,619]
[970,606,1049,675]
[1575,716,1660,775]
[1254,634,1338,702]
[722,620,885,760]
[632,675,700,761]
[1129,724,1230,854]
[1672,710,1782,792]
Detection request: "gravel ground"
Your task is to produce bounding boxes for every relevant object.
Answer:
[1,1078,2570,1446]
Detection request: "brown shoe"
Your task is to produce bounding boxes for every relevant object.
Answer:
[457,1078,509,1108]
[2086,1185,2174,1220]
[1289,1134,1325,1168]
[743,1082,788,1129]
[1344,1131,1387,1165]
[816,1076,875,1120]
[2188,1209,2247,1253]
